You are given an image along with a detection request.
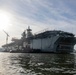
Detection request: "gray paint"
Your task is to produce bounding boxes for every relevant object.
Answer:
[30,36,60,52]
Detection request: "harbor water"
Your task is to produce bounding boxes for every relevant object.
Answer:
[0,52,76,75]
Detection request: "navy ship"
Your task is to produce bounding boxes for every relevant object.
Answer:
[2,26,76,53]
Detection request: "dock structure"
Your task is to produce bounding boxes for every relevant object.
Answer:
[2,39,23,52]
[2,26,33,52]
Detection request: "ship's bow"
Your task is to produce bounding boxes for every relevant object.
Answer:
[56,36,75,53]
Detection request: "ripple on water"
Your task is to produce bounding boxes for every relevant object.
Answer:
[0,53,75,75]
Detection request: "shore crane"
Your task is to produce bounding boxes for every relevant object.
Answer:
[3,30,10,45]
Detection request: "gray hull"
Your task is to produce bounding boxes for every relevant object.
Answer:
[29,36,75,53]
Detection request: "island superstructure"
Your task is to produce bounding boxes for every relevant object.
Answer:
[2,26,76,53]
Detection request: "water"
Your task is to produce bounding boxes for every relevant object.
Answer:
[0,53,76,75]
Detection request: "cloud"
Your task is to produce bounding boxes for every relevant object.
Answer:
[4,0,76,34]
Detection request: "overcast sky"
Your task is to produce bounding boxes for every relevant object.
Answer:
[0,0,76,47]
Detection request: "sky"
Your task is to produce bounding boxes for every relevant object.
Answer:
[0,0,76,47]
